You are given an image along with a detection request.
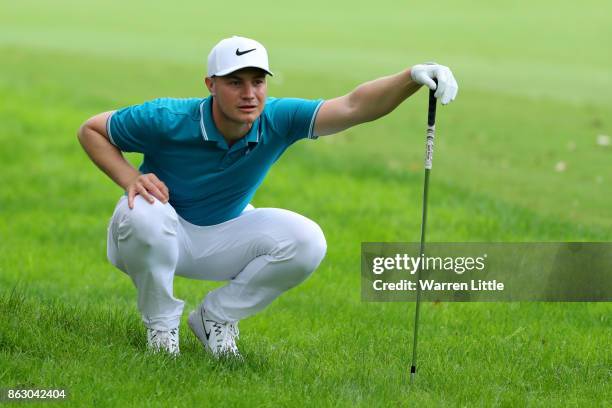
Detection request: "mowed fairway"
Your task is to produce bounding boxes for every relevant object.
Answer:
[1,0,611,406]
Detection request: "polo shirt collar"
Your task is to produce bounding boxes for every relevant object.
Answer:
[199,96,261,150]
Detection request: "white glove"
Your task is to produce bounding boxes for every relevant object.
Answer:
[410,63,458,105]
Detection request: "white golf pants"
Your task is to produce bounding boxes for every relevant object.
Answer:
[106,195,327,331]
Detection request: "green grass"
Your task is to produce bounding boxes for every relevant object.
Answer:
[1,0,611,406]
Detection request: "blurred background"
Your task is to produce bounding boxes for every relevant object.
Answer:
[0,0,610,405]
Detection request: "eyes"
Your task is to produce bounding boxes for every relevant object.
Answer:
[227,79,265,88]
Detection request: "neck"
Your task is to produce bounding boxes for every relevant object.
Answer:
[211,99,252,146]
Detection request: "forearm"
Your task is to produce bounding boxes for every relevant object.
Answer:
[347,68,421,123]
[77,125,140,190]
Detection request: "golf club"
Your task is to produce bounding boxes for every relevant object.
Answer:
[410,80,437,384]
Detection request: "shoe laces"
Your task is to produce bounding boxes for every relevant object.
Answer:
[149,328,178,350]
[210,321,239,352]
[230,322,239,340]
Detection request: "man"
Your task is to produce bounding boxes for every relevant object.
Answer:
[77,36,458,358]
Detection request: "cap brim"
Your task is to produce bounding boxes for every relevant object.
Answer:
[213,65,274,77]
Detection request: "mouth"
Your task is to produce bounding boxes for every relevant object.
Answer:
[238,105,257,113]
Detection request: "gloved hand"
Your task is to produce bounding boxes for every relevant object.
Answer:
[410,63,458,105]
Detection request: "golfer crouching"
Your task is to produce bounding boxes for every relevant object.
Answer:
[77,36,458,357]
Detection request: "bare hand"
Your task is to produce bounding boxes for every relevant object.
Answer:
[126,173,169,209]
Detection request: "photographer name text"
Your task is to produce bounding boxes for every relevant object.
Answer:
[373,279,504,291]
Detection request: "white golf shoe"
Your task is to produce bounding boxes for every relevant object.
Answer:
[188,307,241,359]
[146,328,180,356]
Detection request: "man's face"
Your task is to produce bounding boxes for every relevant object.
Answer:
[206,68,267,126]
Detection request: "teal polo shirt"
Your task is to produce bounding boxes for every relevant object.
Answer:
[107,96,324,226]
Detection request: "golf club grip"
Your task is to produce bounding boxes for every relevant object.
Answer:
[428,79,437,127]
[424,80,437,170]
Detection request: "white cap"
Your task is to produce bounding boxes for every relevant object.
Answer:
[207,36,273,77]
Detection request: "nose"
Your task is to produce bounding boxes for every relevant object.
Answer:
[241,83,255,100]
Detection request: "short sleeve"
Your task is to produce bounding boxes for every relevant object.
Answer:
[107,99,164,153]
[267,98,324,145]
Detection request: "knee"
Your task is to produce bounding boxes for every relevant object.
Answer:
[294,220,327,270]
[274,217,327,283]
[118,196,178,246]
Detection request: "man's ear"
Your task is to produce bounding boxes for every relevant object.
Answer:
[205,77,215,96]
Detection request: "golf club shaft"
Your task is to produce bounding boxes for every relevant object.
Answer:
[410,81,437,383]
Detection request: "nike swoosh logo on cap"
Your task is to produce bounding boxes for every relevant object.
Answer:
[236,48,256,56]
